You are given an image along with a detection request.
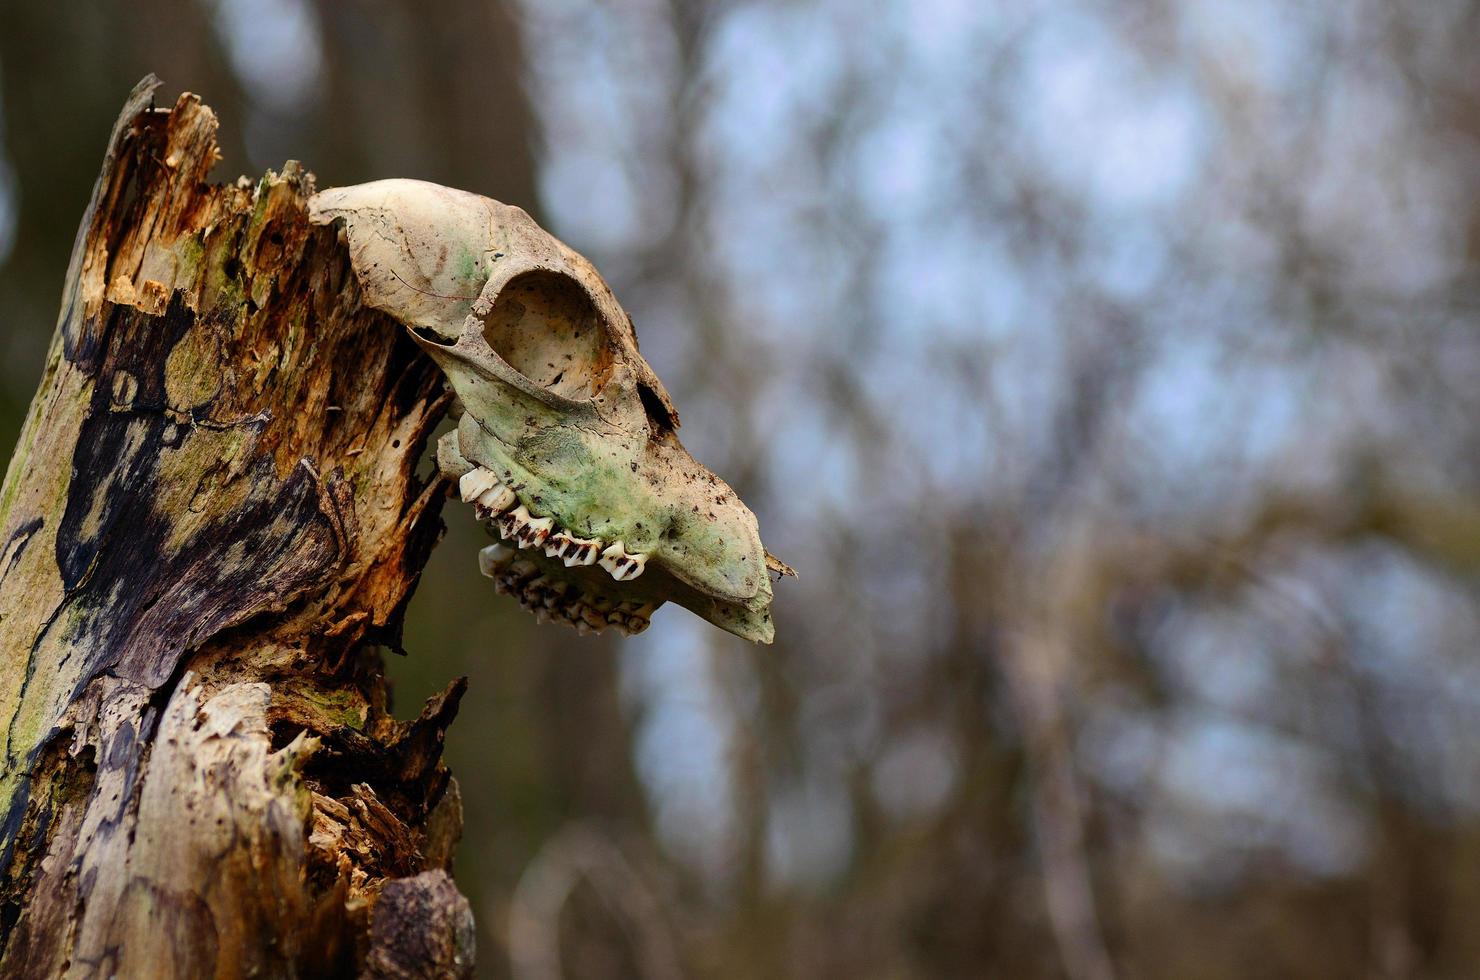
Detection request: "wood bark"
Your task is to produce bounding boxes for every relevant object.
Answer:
[0,78,471,978]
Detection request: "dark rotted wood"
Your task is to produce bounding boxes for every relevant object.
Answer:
[363,871,475,979]
[0,77,470,978]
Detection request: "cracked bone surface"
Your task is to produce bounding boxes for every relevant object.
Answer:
[310,179,782,641]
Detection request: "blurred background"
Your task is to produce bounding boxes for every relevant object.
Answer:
[3,1,1480,977]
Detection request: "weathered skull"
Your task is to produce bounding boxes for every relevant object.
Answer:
[309,179,788,642]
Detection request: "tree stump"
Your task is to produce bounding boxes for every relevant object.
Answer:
[0,77,471,978]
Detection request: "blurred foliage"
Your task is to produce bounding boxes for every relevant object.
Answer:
[4,1,1480,978]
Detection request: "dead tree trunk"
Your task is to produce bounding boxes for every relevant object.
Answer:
[0,78,472,978]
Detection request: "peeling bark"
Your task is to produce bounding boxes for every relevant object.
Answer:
[0,78,469,977]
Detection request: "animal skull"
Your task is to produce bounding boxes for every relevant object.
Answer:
[309,179,788,642]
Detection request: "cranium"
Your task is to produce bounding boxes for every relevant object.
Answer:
[309,179,788,642]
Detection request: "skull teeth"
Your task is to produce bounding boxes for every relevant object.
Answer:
[459,468,500,503]
[461,467,517,517]
[599,541,648,582]
[519,516,554,549]
[495,504,530,541]
[481,554,654,637]
[495,504,555,549]
[464,476,649,614]
[476,484,516,514]
[543,530,602,567]
[477,543,515,577]
[476,497,645,579]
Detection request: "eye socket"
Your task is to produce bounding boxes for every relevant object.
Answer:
[482,271,613,399]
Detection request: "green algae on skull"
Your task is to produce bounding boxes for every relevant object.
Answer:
[309,179,783,642]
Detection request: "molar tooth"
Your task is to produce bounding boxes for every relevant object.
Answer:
[577,604,608,631]
[476,484,516,514]
[478,543,515,578]
[544,530,574,559]
[616,552,648,582]
[496,504,531,543]
[459,468,500,503]
[550,533,600,568]
[599,541,629,579]
[530,579,565,610]
[598,542,649,581]
[517,515,554,549]
[568,539,599,567]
